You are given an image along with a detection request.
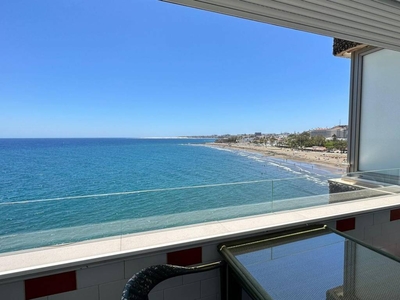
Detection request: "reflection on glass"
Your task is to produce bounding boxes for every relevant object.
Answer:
[2,167,400,253]
[227,227,400,299]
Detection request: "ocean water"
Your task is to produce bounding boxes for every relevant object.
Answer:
[0,138,337,252]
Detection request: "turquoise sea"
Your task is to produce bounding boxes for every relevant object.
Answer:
[0,138,336,252]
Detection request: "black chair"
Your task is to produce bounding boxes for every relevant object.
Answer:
[121,261,225,300]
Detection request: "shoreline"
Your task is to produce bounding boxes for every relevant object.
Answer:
[206,143,347,174]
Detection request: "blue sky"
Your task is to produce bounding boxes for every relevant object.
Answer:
[1,0,350,138]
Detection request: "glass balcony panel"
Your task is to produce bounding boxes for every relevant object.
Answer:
[2,168,400,253]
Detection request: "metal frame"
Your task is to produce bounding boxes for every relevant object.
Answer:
[220,245,273,300]
[347,46,382,172]
[218,225,326,300]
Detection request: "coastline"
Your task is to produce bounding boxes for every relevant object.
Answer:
[206,143,347,174]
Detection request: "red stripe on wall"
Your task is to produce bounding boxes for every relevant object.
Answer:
[336,217,356,232]
[390,208,400,221]
[25,271,77,300]
[167,247,202,266]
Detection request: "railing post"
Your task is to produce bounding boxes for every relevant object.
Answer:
[271,180,274,212]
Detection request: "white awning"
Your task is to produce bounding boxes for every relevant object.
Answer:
[161,0,400,51]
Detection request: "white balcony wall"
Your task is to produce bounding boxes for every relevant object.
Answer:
[359,49,400,171]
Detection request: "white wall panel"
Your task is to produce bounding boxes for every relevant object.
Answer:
[359,49,400,171]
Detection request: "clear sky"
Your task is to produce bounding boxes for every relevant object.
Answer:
[1,0,350,138]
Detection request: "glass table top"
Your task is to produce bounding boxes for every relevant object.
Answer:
[219,226,400,300]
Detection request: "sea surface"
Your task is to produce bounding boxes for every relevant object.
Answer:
[0,138,338,252]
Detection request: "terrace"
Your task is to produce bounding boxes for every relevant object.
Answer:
[3,0,400,299]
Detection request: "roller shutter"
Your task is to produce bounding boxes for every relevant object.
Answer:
[161,0,400,51]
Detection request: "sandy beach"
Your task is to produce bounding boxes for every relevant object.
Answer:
[207,143,348,173]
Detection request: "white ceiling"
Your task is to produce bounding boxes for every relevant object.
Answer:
[161,0,400,51]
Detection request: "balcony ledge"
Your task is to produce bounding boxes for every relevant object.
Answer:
[1,193,400,282]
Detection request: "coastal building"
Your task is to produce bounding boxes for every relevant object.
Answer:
[2,1,400,300]
[310,125,348,139]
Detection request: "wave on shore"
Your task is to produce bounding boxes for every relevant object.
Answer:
[204,143,345,175]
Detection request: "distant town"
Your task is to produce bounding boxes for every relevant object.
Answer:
[187,125,348,152]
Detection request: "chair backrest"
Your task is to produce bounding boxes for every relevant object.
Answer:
[121,261,225,300]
